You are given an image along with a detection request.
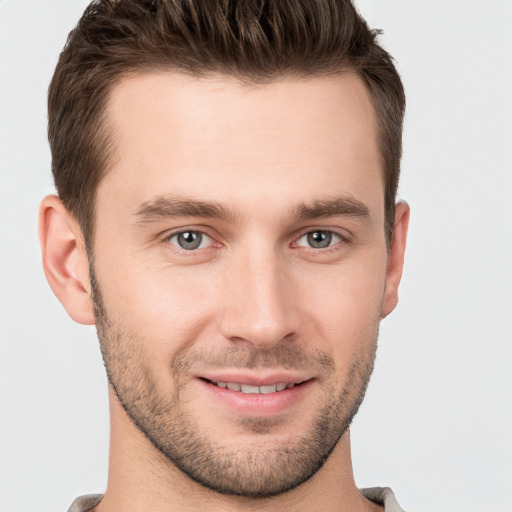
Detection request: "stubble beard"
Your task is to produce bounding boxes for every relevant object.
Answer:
[90,269,379,498]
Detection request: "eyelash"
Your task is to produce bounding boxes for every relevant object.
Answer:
[163,227,350,255]
[292,230,347,252]
[164,229,219,255]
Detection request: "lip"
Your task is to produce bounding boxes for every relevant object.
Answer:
[196,372,314,417]
[199,370,312,387]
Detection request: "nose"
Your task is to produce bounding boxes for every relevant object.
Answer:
[219,248,300,350]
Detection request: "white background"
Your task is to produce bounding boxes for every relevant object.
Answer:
[0,1,511,511]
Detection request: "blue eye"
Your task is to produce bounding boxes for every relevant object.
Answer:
[169,231,212,250]
[297,230,342,249]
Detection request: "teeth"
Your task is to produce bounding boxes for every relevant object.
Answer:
[240,384,260,394]
[215,381,295,394]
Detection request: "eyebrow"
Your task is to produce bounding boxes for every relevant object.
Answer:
[293,197,370,221]
[132,196,237,223]
[131,195,370,224]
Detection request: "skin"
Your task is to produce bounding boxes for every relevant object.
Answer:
[39,72,409,512]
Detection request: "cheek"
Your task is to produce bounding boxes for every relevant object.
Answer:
[297,255,386,352]
[96,253,222,353]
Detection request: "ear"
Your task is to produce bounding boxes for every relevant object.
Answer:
[39,195,95,325]
[381,201,410,318]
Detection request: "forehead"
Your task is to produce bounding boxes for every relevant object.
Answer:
[99,71,383,222]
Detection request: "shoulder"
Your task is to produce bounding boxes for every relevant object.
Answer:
[67,494,103,512]
[360,487,406,512]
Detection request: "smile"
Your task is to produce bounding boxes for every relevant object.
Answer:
[198,376,313,416]
[209,380,297,394]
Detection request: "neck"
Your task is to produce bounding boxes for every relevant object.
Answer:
[95,392,381,512]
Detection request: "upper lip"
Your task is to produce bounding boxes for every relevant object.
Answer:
[198,371,313,387]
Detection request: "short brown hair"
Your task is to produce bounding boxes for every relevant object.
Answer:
[48,0,405,246]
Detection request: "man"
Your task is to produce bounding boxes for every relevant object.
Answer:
[39,0,409,510]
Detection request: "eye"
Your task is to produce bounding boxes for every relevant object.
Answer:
[168,231,212,251]
[296,230,342,249]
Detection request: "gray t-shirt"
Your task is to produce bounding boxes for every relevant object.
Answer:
[67,487,405,511]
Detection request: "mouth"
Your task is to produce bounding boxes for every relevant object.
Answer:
[197,376,313,417]
[200,378,304,394]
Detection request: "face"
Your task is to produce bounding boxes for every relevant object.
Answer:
[91,72,391,497]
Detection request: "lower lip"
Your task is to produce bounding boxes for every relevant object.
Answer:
[198,379,313,417]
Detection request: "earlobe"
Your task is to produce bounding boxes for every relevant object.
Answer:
[381,201,410,318]
[39,195,96,325]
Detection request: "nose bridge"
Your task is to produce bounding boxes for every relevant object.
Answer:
[220,243,298,348]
